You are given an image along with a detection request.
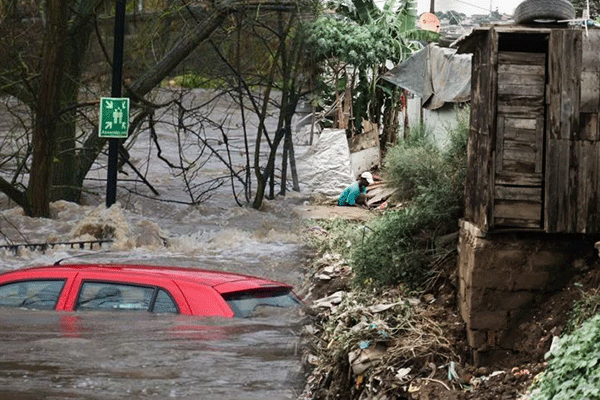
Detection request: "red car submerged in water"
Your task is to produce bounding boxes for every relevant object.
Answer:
[0,264,301,318]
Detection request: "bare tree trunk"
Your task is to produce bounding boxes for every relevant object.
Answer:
[28,0,69,217]
[280,128,289,196]
[50,1,99,203]
[380,86,401,156]
[403,89,410,140]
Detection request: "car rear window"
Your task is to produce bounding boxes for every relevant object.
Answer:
[76,282,178,314]
[222,288,301,318]
[0,279,65,310]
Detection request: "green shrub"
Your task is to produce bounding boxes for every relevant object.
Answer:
[565,288,600,334]
[351,112,468,291]
[530,314,600,400]
[384,125,441,202]
[351,178,461,291]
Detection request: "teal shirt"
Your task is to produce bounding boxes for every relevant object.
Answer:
[338,182,366,206]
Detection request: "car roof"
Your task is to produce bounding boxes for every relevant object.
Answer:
[0,264,292,293]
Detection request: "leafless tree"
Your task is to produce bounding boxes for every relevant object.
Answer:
[0,0,311,216]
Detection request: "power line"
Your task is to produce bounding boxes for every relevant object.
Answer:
[444,0,496,13]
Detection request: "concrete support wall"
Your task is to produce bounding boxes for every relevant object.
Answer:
[458,220,596,365]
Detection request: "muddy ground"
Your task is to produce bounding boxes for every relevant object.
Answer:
[297,209,600,400]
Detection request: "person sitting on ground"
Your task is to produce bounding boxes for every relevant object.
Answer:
[338,171,374,207]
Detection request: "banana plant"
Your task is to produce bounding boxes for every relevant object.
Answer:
[303,0,438,141]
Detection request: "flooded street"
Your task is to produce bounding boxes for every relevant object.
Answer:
[0,88,314,399]
[0,310,304,399]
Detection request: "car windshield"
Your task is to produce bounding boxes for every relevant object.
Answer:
[222,288,301,318]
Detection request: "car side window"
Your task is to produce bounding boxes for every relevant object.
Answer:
[76,282,178,314]
[153,289,178,314]
[0,280,65,310]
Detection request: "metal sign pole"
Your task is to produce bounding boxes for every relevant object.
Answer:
[106,0,126,208]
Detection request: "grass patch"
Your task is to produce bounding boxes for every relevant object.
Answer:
[304,218,367,260]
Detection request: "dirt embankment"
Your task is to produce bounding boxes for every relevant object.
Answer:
[297,217,600,400]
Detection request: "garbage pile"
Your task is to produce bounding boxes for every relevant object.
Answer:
[298,250,461,400]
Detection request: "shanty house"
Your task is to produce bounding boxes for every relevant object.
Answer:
[456,26,600,233]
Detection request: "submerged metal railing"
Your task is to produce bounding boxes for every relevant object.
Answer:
[0,239,113,255]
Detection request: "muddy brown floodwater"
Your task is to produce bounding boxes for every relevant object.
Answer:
[0,308,305,399]
[0,88,315,399]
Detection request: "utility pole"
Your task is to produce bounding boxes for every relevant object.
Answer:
[430,0,435,13]
[106,0,126,208]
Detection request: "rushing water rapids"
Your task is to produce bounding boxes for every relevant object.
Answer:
[0,88,314,399]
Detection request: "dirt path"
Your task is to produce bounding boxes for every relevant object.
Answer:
[294,204,375,221]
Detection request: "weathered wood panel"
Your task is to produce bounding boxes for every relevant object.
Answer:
[498,83,545,97]
[581,30,600,113]
[582,30,600,71]
[495,172,542,186]
[503,128,538,143]
[581,31,600,112]
[545,139,570,232]
[465,27,497,231]
[546,30,584,233]
[493,217,542,229]
[580,71,600,113]
[580,113,600,141]
[498,51,546,64]
[497,104,544,116]
[548,29,582,141]
[575,141,600,233]
[493,46,546,229]
[546,139,600,233]
[497,93,545,105]
[495,186,542,201]
[497,64,545,75]
[504,118,538,131]
[497,73,545,86]
[494,201,541,222]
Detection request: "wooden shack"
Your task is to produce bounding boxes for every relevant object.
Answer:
[457,26,600,233]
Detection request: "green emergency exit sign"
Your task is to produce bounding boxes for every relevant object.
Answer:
[99,97,129,138]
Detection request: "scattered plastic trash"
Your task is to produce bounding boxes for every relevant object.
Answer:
[547,335,561,357]
[316,273,332,281]
[348,343,388,375]
[448,361,460,382]
[395,367,411,382]
[369,302,401,313]
[310,226,327,234]
[313,291,345,308]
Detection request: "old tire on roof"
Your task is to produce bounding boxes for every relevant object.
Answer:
[514,0,576,24]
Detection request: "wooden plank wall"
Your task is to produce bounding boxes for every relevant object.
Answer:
[465,28,497,231]
[493,51,545,228]
[576,30,600,233]
[465,27,600,234]
[545,30,600,233]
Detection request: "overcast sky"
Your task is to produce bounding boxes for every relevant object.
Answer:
[417,0,523,16]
